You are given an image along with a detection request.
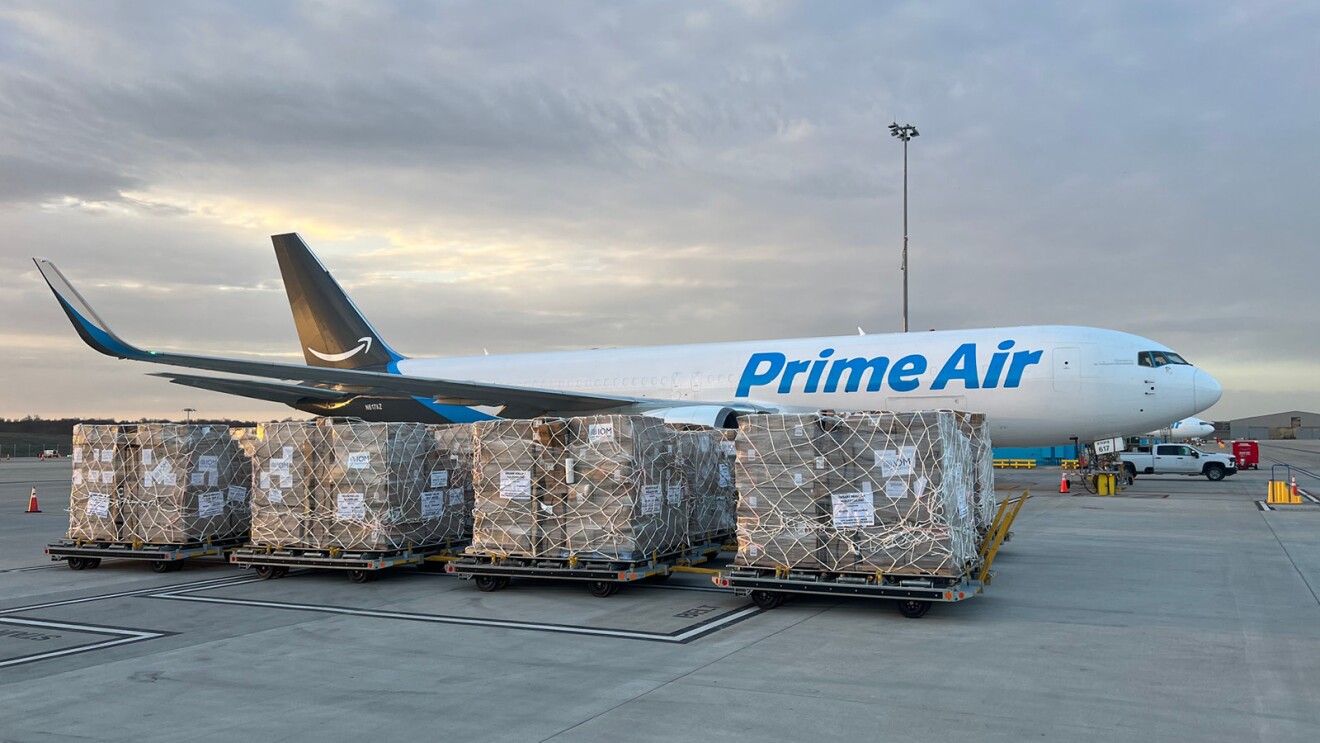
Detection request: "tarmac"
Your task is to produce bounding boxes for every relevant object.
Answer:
[1,441,1319,742]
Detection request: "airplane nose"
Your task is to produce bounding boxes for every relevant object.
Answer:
[1194,369,1223,410]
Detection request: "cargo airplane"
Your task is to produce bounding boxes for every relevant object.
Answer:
[34,234,1222,447]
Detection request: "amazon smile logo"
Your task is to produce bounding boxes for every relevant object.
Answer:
[308,336,373,362]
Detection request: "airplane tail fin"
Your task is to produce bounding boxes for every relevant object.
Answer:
[271,233,404,370]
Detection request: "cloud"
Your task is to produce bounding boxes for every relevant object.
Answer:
[1,0,1317,422]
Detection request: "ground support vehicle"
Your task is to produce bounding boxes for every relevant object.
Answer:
[230,538,467,583]
[444,540,725,597]
[712,491,1028,617]
[47,535,245,573]
[1121,443,1238,481]
[1233,440,1260,470]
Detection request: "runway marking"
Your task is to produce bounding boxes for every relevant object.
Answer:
[1257,501,1273,512]
[0,617,170,669]
[147,582,763,644]
[0,575,258,616]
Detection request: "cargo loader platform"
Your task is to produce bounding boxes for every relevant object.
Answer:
[711,566,983,617]
[445,540,725,597]
[229,539,468,583]
[46,535,246,573]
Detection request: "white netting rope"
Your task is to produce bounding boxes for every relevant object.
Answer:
[246,420,472,551]
[68,423,250,544]
[470,415,736,560]
[734,411,991,576]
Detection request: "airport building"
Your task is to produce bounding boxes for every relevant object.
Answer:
[1225,410,1320,441]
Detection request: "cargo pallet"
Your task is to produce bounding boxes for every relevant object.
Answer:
[229,539,468,583]
[444,540,726,597]
[46,535,246,573]
[712,567,982,617]
[712,490,1030,618]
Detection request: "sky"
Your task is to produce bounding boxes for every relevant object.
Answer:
[0,0,1316,422]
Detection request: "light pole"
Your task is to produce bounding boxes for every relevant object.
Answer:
[889,122,918,332]
[183,407,195,423]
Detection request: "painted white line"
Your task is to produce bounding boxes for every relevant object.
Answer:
[0,617,166,669]
[0,575,256,616]
[150,588,760,643]
[1257,501,1273,512]
[1300,488,1319,505]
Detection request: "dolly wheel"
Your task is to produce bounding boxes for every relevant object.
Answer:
[86,558,102,569]
[750,590,785,610]
[588,580,620,597]
[67,557,88,571]
[348,569,370,584]
[254,565,277,580]
[897,599,931,619]
[474,575,504,592]
[168,560,185,572]
[273,566,290,578]
[149,560,172,574]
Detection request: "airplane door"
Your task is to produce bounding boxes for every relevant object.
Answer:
[1052,347,1080,393]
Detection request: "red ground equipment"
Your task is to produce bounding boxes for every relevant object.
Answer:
[1232,440,1259,470]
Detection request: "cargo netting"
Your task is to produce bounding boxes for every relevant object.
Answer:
[470,415,735,560]
[246,420,472,551]
[734,411,986,576]
[68,423,250,544]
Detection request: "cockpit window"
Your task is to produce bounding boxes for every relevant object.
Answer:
[1139,350,1191,367]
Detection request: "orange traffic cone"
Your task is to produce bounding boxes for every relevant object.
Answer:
[1059,472,1070,494]
[25,487,41,513]
[1292,477,1300,501]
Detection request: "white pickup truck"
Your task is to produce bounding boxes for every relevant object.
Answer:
[1120,444,1238,481]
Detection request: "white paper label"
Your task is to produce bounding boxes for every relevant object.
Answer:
[227,485,248,503]
[337,492,366,520]
[641,484,663,516]
[421,491,444,518]
[154,459,173,477]
[588,422,615,444]
[666,483,684,505]
[144,472,154,488]
[748,495,758,508]
[267,489,284,504]
[259,471,271,489]
[141,449,154,466]
[190,471,206,486]
[499,470,533,500]
[959,489,970,519]
[832,491,875,527]
[815,456,826,470]
[207,470,218,486]
[72,470,84,485]
[347,452,371,470]
[73,448,83,464]
[100,448,114,463]
[447,487,465,506]
[162,473,176,487]
[198,491,224,518]
[282,446,294,461]
[885,479,908,499]
[744,448,758,460]
[914,476,928,500]
[197,455,218,470]
[718,440,737,456]
[877,447,917,477]
[101,471,114,484]
[87,493,110,517]
[430,470,449,488]
[718,463,731,488]
[792,471,803,486]
[793,425,805,438]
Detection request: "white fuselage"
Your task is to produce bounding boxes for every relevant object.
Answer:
[1148,417,1216,441]
[395,325,1221,447]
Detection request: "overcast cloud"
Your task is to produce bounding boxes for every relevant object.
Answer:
[1,0,1316,421]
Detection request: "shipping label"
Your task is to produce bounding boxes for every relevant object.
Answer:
[666,483,684,505]
[876,446,917,477]
[499,470,533,500]
[336,492,366,520]
[641,484,663,516]
[346,452,371,470]
[227,485,248,503]
[430,470,449,488]
[87,493,110,518]
[421,491,444,519]
[197,491,225,518]
[588,422,615,444]
[832,491,875,528]
[884,478,908,499]
[718,462,732,488]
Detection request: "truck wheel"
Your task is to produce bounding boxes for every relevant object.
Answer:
[149,560,171,573]
[254,565,277,580]
[897,599,932,618]
[588,580,621,597]
[1205,465,1225,481]
[474,575,504,592]
[348,569,371,584]
[67,557,88,571]
[750,590,785,609]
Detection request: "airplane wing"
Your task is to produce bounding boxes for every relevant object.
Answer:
[150,373,359,406]
[34,258,639,414]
